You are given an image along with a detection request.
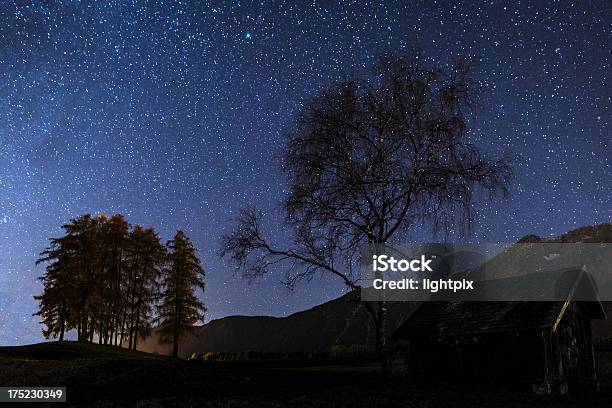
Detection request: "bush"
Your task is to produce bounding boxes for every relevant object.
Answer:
[329,344,375,360]
[188,350,331,362]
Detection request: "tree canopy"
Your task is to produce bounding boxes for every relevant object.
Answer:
[35,214,205,354]
[221,50,513,375]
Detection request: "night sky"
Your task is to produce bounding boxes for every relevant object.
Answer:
[1,1,609,345]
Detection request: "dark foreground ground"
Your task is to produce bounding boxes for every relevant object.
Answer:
[1,342,612,408]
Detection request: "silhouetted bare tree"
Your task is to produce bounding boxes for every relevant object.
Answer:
[221,50,513,376]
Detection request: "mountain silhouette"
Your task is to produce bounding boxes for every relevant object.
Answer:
[136,223,611,358]
[136,290,415,358]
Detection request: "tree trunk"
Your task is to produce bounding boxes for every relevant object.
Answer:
[374,302,391,378]
[364,299,392,378]
[172,261,182,358]
[120,255,138,347]
[172,326,180,358]
[59,316,65,342]
[133,257,148,351]
[172,301,181,358]
[89,321,94,343]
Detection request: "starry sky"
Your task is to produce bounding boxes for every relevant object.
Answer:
[1,1,610,345]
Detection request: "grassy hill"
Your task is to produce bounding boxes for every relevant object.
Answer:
[0,341,164,361]
[0,341,247,407]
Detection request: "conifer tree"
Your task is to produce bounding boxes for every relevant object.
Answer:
[124,226,166,350]
[36,214,104,342]
[157,230,206,358]
[35,234,75,341]
[35,213,165,347]
[97,214,129,345]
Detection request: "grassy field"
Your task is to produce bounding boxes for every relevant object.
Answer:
[1,342,612,407]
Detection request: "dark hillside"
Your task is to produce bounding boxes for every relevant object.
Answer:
[0,341,165,361]
[137,291,416,358]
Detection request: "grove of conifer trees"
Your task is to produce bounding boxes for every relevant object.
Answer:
[34,214,206,355]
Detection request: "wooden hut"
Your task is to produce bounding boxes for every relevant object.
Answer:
[392,299,605,394]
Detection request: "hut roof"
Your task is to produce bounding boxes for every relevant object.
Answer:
[393,302,553,338]
[392,269,605,339]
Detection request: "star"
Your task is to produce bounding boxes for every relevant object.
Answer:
[0,0,609,346]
